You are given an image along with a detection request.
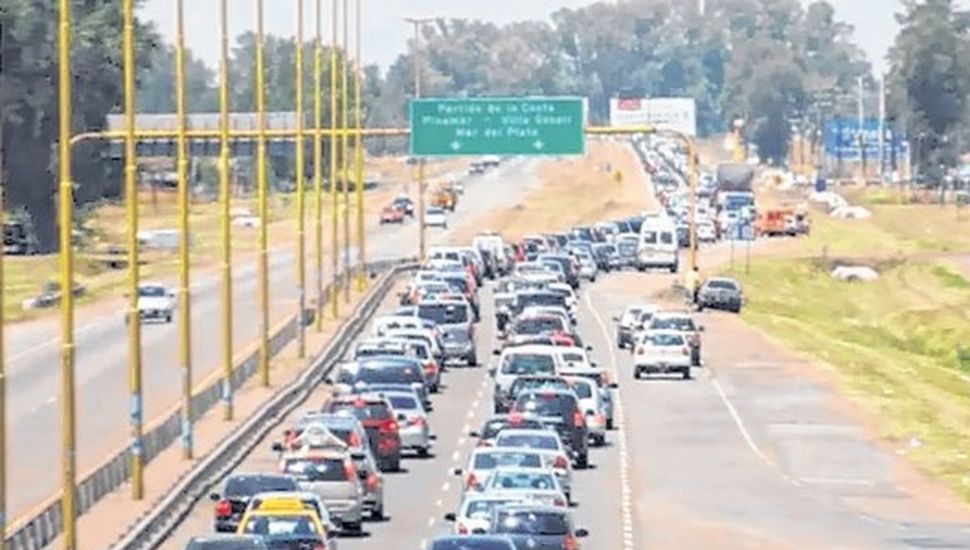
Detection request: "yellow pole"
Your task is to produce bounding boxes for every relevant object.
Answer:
[0,33,6,548]
[688,139,699,273]
[122,0,144,499]
[341,0,351,303]
[313,0,325,331]
[57,0,78,544]
[353,0,366,291]
[174,0,193,459]
[294,0,307,359]
[409,20,427,262]
[329,0,340,318]
[256,0,271,384]
[218,0,234,420]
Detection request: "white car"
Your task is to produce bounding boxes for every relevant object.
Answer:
[134,283,175,323]
[478,467,568,509]
[697,220,717,243]
[575,252,598,281]
[565,376,608,446]
[444,494,525,535]
[383,390,433,457]
[633,329,693,380]
[492,430,573,500]
[424,207,448,228]
[454,447,549,495]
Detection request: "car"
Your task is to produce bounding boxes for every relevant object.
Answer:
[282,413,385,520]
[491,430,574,500]
[491,345,559,409]
[697,219,717,242]
[563,376,608,446]
[536,254,580,289]
[331,358,430,407]
[697,276,743,313]
[498,375,571,414]
[184,535,267,550]
[429,535,516,550]
[470,414,548,447]
[210,473,299,533]
[633,329,693,380]
[454,447,547,494]
[236,497,330,547]
[613,304,651,349]
[648,311,703,366]
[133,282,175,323]
[511,390,589,468]
[573,251,598,282]
[379,204,405,224]
[320,394,402,471]
[382,390,434,457]
[242,491,339,537]
[478,468,568,509]
[389,336,442,392]
[488,505,588,550]
[444,495,526,536]
[276,447,365,534]
[416,300,477,366]
[424,207,448,228]
[392,195,414,216]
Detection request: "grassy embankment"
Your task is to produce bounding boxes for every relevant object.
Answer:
[730,187,970,500]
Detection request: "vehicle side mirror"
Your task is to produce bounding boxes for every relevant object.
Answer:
[609,382,619,389]
[586,345,594,351]
[590,362,599,368]
[324,377,335,386]
[351,452,366,461]
[492,349,501,356]
[471,528,487,535]
[444,512,457,522]
[429,434,438,441]
[209,492,221,502]
[575,528,589,538]
[271,442,284,453]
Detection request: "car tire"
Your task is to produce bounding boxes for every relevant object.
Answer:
[606,418,615,430]
[669,263,678,274]
[417,446,430,458]
[576,453,589,469]
[371,505,384,521]
[633,368,641,380]
[466,353,478,367]
[165,313,173,323]
[592,434,606,447]
[682,368,692,380]
[345,521,363,534]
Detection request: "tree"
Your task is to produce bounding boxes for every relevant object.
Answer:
[888,0,970,179]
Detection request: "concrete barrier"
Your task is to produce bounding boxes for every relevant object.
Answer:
[4,259,410,550]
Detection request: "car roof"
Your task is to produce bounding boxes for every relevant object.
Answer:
[643,329,686,337]
[501,345,558,355]
[495,428,558,438]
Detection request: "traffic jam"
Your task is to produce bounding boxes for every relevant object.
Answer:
[185,142,733,550]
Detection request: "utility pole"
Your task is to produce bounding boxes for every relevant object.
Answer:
[404,17,436,262]
[858,75,866,181]
[878,74,886,183]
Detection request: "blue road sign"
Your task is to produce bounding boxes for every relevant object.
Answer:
[824,118,908,161]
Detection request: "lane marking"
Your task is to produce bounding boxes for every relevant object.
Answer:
[584,290,636,550]
[711,378,774,468]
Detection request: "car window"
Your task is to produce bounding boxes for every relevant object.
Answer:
[650,317,696,331]
[139,286,166,297]
[495,433,559,450]
[282,458,349,483]
[708,280,739,290]
[186,540,266,550]
[660,232,674,244]
[501,354,556,375]
[487,471,557,490]
[418,303,468,324]
[225,476,296,497]
[494,511,570,536]
[326,401,392,420]
[571,381,593,398]
[473,452,543,470]
[513,317,564,335]
[357,366,421,385]
[464,499,515,519]
[641,231,658,244]
[515,394,575,417]
[241,514,322,536]
[647,333,685,346]
[387,395,419,410]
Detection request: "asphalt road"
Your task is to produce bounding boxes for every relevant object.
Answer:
[165,255,970,550]
[5,158,539,520]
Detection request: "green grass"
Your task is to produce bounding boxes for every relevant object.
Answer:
[731,255,970,501]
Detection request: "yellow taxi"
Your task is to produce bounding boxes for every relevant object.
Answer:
[236,498,331,549]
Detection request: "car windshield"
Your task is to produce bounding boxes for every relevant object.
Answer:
[225,476,296,497]
[464,499,516,519]
[473,451,543,470]
[241,514,322,536]
[651,317,696,331]
[501,354,555,375]
[559,352,586,364]
[139,286,166,297]
[282,458,348,482]
[431,540,512,550]
[356,346,405,358]
[487,471,557,491]
[326,401,391,421]
[647,333,685,346]
[516,293,565,309]
[494,511,570,536]
[513,378,569,395]
[186,540,265,550]
[387,395,419,410]
[571,381,592,399]
[418,304,468,324]
[495,433,559,450]
[357,366,420,385]
[513,317,564,335]
[708,280,738,290]
[515,394,575,417]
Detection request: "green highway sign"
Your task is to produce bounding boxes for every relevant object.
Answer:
[409,97,585,157]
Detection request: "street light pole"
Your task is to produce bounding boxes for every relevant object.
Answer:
[404,17,435,262]
[218,0,234,421]
[354,0,366,291]
[313,0,325,331]
[341,0,351,304]
[329,0,340,319]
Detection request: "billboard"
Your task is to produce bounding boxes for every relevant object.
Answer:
[824,118,908,161]
[609,97,697,137]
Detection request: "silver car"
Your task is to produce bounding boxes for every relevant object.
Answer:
[478,467,569,509]
[278,448,365,534]
[382,390,434,457]
[492,430,574,502]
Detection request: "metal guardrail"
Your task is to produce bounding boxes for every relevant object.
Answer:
[4,258,411,550]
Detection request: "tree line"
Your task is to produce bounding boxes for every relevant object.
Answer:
[1,0,968,251]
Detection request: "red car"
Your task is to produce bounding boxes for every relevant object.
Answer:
[321,394,402,471]
[380,204,405,224]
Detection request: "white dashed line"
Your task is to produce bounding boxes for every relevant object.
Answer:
[711,377,774,468]
[585,291,636,550]
[427,516,436,527]
[442,481,451,492]
[452,450,461,462]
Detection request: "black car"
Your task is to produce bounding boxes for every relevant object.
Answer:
[494,375,571,413]
[511,390,589,468]
[210,473,298,533]
[392,196,415,216]
[488,505,588,550]
[430,535,516,550]
[536,254,579,289]
[471,414,547,445]
[697,277,743,313]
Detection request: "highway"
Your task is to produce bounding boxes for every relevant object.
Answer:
[161,245,970,549]
[4,158,539,520]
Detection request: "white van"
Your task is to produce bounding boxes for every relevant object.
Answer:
[637,215,678,273]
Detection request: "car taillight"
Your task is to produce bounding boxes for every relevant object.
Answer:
[379,419,398,434]
[554,496,566,507]
[409,416,425,428]
[312,544,326,550]
[457,522,469,535]
[465,473,477,490]
[682,347,690,356]
[573,410,585,428]
[596,412,606,426]
[348,431,362,448]
[214,499,232,518]
[366,472,379,490]
[344,461,358,481]
[563,534,579,550]
[635,346,644,355]
[553,455,569,469]
[423,361,436,375]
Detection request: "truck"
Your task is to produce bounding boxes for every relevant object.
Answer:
[714,163,755,214]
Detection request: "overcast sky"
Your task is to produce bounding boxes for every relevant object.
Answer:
[137,0,963,76]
